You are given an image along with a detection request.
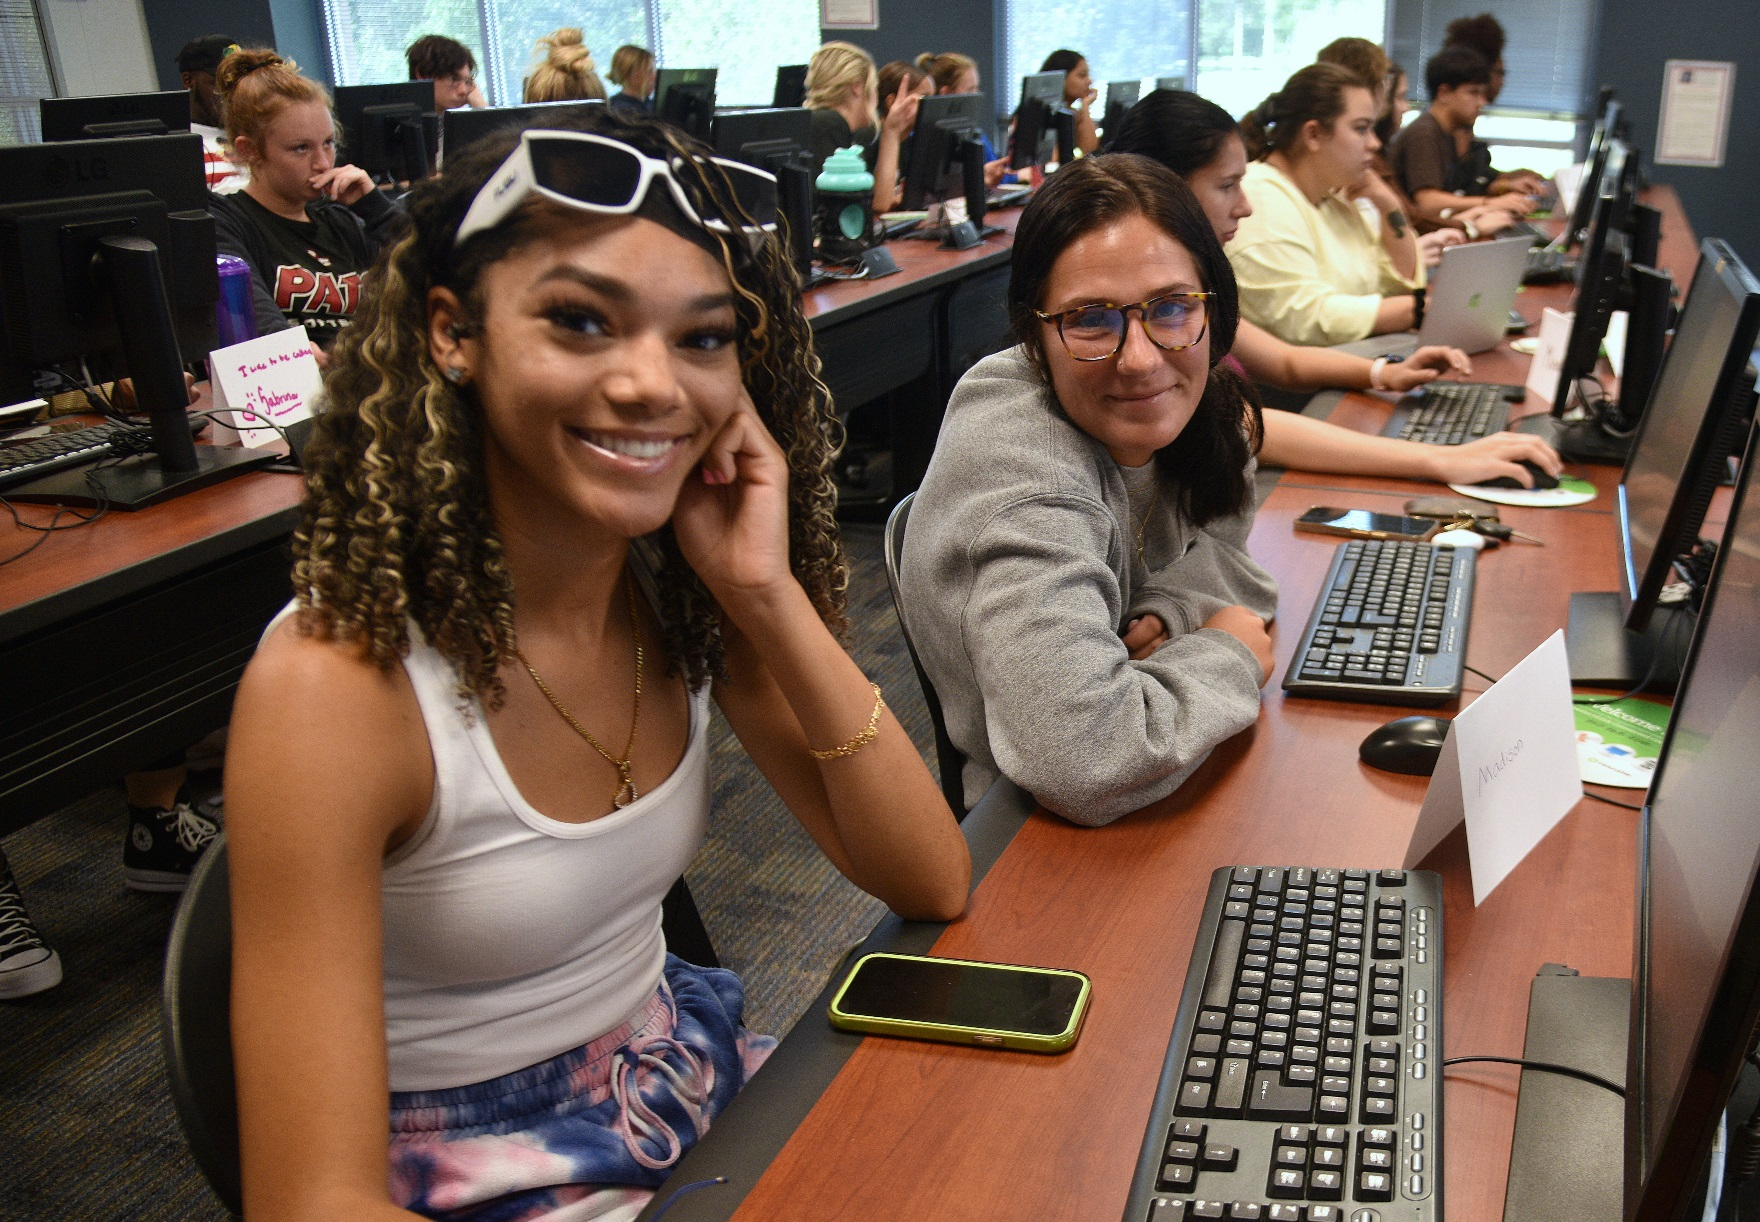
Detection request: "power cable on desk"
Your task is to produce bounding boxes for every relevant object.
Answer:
[0,468,112,567]
[1573,607,1693,705]
[1442,1054,1625,1097]
[1464,663,1500,685]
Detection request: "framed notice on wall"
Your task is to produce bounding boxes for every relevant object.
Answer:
[821,0,877,27]
[1656,60,1734,168]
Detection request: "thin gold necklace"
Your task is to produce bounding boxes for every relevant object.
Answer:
[1135,479,1161,570]
[516,577,644,810]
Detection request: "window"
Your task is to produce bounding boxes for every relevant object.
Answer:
[1388,0,1597,117]
[0,0,56,144]
[1003,0,1385,122]
[323,0,818,107]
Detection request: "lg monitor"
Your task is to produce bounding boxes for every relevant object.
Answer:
[655,68,717,143]
[711,107,813,276]
[442,100,604,163]
[1626,412,1760,1219]
[331,82,434,182]
[40,91,190,141]
[0,134,273,508]
[1100,80,1140,147]
[773,64,808,109]
[1615,239,1760,633]
[1010,71,1067,171]
[901,92,990,222]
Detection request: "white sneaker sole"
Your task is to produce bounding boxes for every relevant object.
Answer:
[0,947,63,999]
[124,868,191,893]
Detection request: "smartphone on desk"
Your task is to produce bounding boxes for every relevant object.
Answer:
[1295,506,1441,543]
[828,953,1091,1053]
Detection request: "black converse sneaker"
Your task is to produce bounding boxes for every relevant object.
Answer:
[123,792,220,892]
[0,867,63,999]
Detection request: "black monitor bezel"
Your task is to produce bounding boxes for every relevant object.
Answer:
[331,81,434,176]
[654,68,718,141]
[1625,412,1760,1220]
[1552,140,1633,416]
[441,100,606,163]
[711,107,811,166]
[1614,238,1760,632]
[901,92,989,211]
[772,64,808,109]
[40,91,191,142]
[1568,99,1622,247]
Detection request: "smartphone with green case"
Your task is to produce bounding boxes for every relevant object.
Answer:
[827,952,1091,1054]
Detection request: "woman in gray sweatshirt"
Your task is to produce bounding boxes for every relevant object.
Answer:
[900,153,1278,825]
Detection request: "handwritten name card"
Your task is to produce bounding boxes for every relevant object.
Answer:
[209,325,322,449]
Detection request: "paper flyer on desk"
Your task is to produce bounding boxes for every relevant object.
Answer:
[1574,697,1669,789]
[208,326,322,449]
[1405,631,1584,905]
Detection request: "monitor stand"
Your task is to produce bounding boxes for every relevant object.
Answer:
[1502,964,1629,1222]
[1566,592,1693,691]
[4,444,276,510]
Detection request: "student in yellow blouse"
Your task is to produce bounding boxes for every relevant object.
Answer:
[1227,63,1423,346]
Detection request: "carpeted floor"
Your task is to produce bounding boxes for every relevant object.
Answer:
[0,522,934,1219]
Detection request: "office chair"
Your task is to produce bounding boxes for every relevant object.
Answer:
[161,837,243,1216]
[160,839,718,1219]
[882,493,968,816]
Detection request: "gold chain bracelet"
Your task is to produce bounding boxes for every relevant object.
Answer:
[810,683,886,760]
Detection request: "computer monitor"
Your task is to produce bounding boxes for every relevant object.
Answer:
[712,107,813,276]
[0,134,273,508]
[332,82,434,182]
[1010,71,1067,171]
[1156,75,1188,92]
[1566,98,1623,248]
[1625,413,1760,1218]
[901,92,989,221]
[655,68,717,142]
[1099,80,1140,147]
[1551,140,1634,415]
[441,100,605,163]
[1615,239,1760,633]
[40,91,190,142]
[773,64,808,109]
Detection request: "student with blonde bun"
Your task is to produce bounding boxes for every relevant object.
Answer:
[1229,62,1421,346]
[524,29,608,104]
[805,41,917,212]
[607,44,654,115]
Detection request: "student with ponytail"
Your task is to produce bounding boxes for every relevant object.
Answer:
[207,49,404,346]
[524,29,608,103]
[1229,63,1422,346]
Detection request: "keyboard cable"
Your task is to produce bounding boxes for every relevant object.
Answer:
[1441,1054,1625,1097]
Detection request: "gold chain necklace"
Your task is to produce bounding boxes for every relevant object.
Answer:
[1135,479,1161,570]
[515,578,644,810]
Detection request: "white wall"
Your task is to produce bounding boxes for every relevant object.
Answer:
[39,0,157,96]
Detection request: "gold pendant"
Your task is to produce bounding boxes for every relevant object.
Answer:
[612,767,638,810]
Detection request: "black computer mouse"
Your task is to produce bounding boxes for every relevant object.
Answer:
[1475,460,1560,491]
[1359,716,1452,776]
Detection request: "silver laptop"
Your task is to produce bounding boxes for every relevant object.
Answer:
[1417,235,1534,354]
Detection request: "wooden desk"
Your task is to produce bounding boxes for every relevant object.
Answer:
[636,187,1702,1222]
[0,220,1021,839]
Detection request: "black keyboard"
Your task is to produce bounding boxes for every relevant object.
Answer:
[1381,381,1514,445]
[1523,246,1576,284]
[1281,540,1474,706]
[1124,866,1443,1222]
[0,421,133,492]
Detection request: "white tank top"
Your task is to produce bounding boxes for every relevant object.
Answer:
[261,601,712,1092]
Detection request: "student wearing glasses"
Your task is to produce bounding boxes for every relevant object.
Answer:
[407,34,486,112]
[1229,63,1422,346]
[223,108,968,1220]
[900,154,1276,826]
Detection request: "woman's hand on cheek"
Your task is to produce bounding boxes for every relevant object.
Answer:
[670,405,794,610]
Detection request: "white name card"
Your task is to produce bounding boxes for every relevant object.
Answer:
[1404,630,1584,905]
[1524,306,1573,407]
[209,326,322,449]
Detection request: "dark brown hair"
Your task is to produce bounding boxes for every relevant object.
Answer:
[406,34,475,81]
[1105,88,1237,176]
[1238,62,1363,161]
[1442,13,1506,63]
[1007,153,1262,528]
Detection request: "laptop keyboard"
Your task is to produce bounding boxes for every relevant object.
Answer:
[1124,866,1443,1222]
[1524,246,1576,283]
[1281,539,1474,707]
[1388,382,1512,445]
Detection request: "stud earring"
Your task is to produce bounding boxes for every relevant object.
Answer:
[443,364,466,384]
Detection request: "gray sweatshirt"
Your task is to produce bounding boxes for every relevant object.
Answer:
[899,346,1279,826]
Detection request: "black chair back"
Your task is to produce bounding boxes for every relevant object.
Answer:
[883,493,968,815]
[161,836,243,1215]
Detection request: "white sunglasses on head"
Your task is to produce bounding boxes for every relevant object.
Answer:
[454,129,779,248]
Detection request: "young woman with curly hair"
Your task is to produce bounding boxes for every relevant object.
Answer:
[224,107,969,1221]
[900,153,1278,827]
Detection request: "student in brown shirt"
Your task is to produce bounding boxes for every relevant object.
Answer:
[1387,46,1531,232]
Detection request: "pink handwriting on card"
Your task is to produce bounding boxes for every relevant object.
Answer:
[210,325,323,449]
